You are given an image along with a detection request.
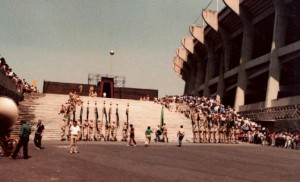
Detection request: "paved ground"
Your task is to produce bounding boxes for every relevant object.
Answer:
[1,141,299,182]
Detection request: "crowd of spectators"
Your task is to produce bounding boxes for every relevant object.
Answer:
[139,95,150,101]
[157,95,299,149]
[0,56,37,94]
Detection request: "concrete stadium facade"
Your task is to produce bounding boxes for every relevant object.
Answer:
[173,0,300,113]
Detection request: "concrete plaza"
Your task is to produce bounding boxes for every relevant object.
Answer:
[1,141,299,182]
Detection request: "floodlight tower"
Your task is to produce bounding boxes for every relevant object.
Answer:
[110,50,114,75]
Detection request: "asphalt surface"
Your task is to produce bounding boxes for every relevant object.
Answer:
[1,141,299,182]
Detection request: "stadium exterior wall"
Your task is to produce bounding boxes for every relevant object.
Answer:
[173,0,300,113]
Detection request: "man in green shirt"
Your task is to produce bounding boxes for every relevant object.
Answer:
[145,126,153,147]
[10,120,31,159]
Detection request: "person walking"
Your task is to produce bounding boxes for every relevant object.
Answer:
[162,123,168,143]
[10,120,31,159]
[145,126,153,147]
[177,125,185,147]
[34,119,45,150]
[154,125,161,142]
[127,124,136,146]
[69,120,81,154]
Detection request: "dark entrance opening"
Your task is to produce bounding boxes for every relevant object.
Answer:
[99,77,114,98]
[103,82,111,98]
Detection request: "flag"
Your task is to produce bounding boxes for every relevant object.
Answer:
[160,106,164,130]
[95,106,99,130]
[116,105,119,128]
[103,105,107,124]
[32,80,37,87]
[95,107,99,121]
[126,104,129,129]
[108,106,112,125]
[79,105,83,124]
[86,104,89,120]
[197,114,200,129]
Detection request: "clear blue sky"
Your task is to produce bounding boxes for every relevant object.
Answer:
[0,0,221,97]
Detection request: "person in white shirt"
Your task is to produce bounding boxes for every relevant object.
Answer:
[69,120,81,154]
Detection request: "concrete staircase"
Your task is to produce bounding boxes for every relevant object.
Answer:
[16,94,193,142]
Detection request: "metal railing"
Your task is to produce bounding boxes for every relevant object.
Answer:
[238,104,300,121]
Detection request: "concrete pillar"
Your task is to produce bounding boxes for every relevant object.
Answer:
[265,0,288,108]
[177,47,196,95]
[216,57,224,102]
[180,68,189,95]
[194,60,206,95]
[234,11,254,111]
[182,37,195,54]
[173,63,182,79]
[202,10,219,31]
[217,27,232,102]
[173,56,184,68]
[190,25,205,44]
[189,65,198,95]
[203,45,216,96]
[174,56,190,95]
[182,63,191,95]
[189,25,207,95]
[182,38,198,95]
[223,0,240,15]
[202,9,219,97]
[176,48,189,69]
[223,38,232,72]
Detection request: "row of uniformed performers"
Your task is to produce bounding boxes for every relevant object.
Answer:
[61,119,129,142]
[160,95,261,144]
[190,110,241,144]
[59,92,130,142]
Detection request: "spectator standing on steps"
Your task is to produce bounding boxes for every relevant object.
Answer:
[10,120,31,159]
[177,125,185,147]
[34,119,45,150]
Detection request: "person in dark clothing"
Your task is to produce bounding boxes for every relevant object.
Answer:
[177,125,185,147]
[127,124,136,146]
[34,119,45,150]
[10,120,31,159]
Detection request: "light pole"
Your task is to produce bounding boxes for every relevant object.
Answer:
[110,50,114,75]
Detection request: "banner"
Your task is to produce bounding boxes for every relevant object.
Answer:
[160,106,164,130]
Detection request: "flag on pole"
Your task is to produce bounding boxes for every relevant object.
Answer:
[116,104,119,128]
[108,103,112,125]
[79,105,83,124]
[126,103,129,129]
[86,102,89,120]
[95,102,99,131]
[160,106,164,130]
[103,102,107,124]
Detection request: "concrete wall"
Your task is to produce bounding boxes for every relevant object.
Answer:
[43,81,158,100]
[0,71,23,103]
[114,87,158,100]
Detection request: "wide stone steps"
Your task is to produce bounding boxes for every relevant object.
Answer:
[16,94,193,142]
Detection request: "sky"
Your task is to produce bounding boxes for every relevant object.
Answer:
[0,0,221,97]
